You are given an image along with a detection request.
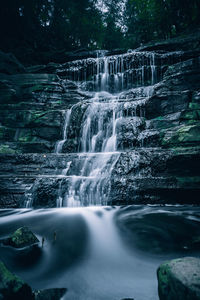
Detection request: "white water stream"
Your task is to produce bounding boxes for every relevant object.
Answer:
[61,207,159,300]
[53,52,158,207]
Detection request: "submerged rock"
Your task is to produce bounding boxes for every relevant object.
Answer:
[3,226,39,248]
[0,261,33,299]
[157,257,200,300]
[34,288,67,300]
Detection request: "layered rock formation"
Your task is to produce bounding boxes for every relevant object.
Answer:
[0,33,199,207]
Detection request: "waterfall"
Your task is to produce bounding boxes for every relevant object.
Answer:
[62,92,122,206]
[55,109,72,154]
[55,92,150,207]
[25,50,169,208]
[150,53,156,85]
[63,51,166,93]
[54,91,126,207]
[53,51,161,207]
[25,191,33,208]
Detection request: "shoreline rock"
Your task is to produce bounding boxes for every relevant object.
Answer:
[157,257,200,300]
[0,261,34,300]
[0,261,67,300]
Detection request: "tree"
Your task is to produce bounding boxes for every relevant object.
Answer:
[0,0,199,62]
[102,0,125,49]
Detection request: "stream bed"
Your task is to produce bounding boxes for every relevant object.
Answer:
[0,205,200,300]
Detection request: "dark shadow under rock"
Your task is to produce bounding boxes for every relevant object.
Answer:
[34,288,67,300]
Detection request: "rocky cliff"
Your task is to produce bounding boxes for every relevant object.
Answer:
[0,33,199,208]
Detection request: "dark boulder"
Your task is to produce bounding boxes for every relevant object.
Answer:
[157,257,200,300]
[3,226,39,248]
[0,261,67,300]
[0,261,34,300]
[31,177,65,208]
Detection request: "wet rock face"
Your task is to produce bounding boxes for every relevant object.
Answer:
[109,147,200,204]
[0,71,89,154]
[0,34,200,207]
[157,257,200,300]
[31,178,61,208]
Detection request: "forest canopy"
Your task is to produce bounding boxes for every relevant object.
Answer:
[1,0,200,59]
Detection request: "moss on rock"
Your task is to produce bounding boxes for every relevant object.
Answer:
[0,144,16,154]
[162,125,200,147]
[0,261,33,299]
[0,261,66,299]
[176,176,200,188]
[157,257,200,300]
[4,226,39,248]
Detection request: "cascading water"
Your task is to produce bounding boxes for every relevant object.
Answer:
[63,50,163,92]
[53,51,160,207]
[3,43,199,300]
[23,50,177,208]
[55,109,72,154]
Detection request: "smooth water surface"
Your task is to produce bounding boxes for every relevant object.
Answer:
[0,205,200,300]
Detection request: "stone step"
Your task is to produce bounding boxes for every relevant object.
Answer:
[0,174,199,208]
[0,147,199,176]
[0,141,54,154]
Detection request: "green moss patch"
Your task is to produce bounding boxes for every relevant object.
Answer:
[162,125,200,147]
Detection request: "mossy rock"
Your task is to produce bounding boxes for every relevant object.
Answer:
[0,144,16,154]
[0,261,33,300]
[17,129,33,142]
[23,83,53,94]
[180,109,200,121]
[4,226,39,248]
[176,176,200,188]
[155,116,164,121]
[157,257,200,300]
[189,103,200,110]
[28,110,62,128]
[162,125,200,147]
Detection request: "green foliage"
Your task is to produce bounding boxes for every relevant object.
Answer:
[0,0,199,56]
[125,0,200,47]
